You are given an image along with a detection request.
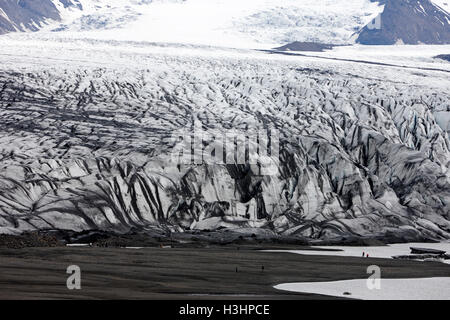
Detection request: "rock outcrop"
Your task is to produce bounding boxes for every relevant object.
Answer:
[0,0,60,34]
[357,0,450,45]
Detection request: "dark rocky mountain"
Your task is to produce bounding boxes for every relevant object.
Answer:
[435,54,450,61]
[0,0,82,35]
[274,42,335,52]
[0,0,58,34]
[357,0,450,45]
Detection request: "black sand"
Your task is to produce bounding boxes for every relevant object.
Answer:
[0,246,449,300]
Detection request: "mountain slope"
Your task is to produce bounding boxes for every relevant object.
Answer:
[0,0,60,34]
[357,0,450,44]
[0,0,85,35]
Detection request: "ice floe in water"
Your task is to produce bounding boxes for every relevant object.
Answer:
[275,277,450,300]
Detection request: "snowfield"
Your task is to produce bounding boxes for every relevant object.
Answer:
[43,0,385,48]
[2,0,448,46]
[0,31,449,241]
[279,44,450,72]
[432,0,450,13]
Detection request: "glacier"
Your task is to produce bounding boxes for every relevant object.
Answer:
[0,32,449,242]
[2,1,449,46]
[2,0,386,47]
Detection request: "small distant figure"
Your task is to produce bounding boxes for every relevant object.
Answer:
[261,266,265,272]
[366,254,369,258]
[235,267,238,273]
[362,251,365,257]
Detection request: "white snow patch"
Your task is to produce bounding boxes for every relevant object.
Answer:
[41,0,385,49]
[66,243,92,247]
[266,243,450,264]
[275,277,450,300]
[431,0,450,13]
